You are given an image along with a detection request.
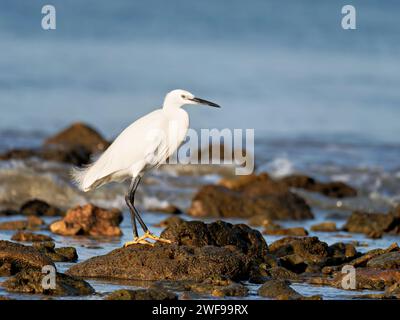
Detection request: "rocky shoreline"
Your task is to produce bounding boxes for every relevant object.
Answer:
[0,123,399,300]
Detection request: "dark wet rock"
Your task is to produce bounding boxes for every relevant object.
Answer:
[0,240,54,276]
[269,236,329,273]
[343,211,400,235]
[105,288,177,300]
[328,242,359,263]
[187,278,248,297]
[0,216,45,231]
[67,243,250,281]
[148,204,183,214]
[154,216,185,228]
[50,204,122,237]
[0,296,14,300]
[280,174,357,198]
[33,242,78,262]
[263,227,308,236]
[44,122,109,154]
[258,279,321,300]
[2,269,94,296]
[366,252,400,269]
[0,145,92,166]
[160,220,268,262]
[0,209,19,216]
[188,183,313,220]
[211,282,249,297]
[20,199,63,217]
[11,231,54,242]
[310,222,337,232]
[266,266,300,281]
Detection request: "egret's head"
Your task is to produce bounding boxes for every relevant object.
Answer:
[163,89,221,110]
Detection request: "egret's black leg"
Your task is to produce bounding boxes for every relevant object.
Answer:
[125,178,139,238]
[128,176,149,233]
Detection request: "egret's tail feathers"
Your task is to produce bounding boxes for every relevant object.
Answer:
[71,165,94,192]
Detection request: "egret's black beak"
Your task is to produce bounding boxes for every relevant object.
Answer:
[190,97,221,108]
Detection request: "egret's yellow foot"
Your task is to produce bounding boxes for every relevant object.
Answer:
[123,237,153,247]
[123,232,171,247]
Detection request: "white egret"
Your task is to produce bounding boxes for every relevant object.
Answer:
[72,89,220,246]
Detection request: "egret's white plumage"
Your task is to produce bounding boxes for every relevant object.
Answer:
[72,89,219,192]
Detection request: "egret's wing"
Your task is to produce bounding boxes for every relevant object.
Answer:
[73,109,168,190]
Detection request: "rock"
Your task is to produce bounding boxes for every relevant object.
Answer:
[266,266,300,281]
[154,216,185,228]
[281,174,357,198]
[20,199,63,217]
[0,216,45,231]
[0,209,19,216]
[106,288,177,300]
[44,122,109,154]
[2,269,94,296]
[349,243,399,267]
[330,268,400,290]
[32,242,78,262]
[188,184,313,220]
[0,146,92,166]
[310,222,337,232]
[0,240,54,276]
[269,237,330,273]
[258,279,320,300]
[343,211,399,235]
[147,204,183,214]
[50,204,122,237]
[67,244,250,281]
[186,278,249,297]
[211,283,249,297]
[160,220,268,261]
[385,282,400,299]
[263,227,308,236]
[11,231,54,242]
[366,252,400,269]
[328,242,359,263]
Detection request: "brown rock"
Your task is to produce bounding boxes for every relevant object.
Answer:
[49,204,122,237]
[2,269,94,296]
[44,122,109,154]
[160,220,268,261]
[343,211,399,235]
[269,237,330,273]
[0,240,54,276]
[0,216,45,231]
[349,243,399,267]
[281,174,357,198]
[188,184,313,220]
[310,222,337,232]
[211,283,249,297]
[66,244,250,281]
[154,216,185,228]
[366,252,400,269]
[11,231,54,242]
[263,227,308,236]
[258,279,321,300]
[147,204,183,214]
[32,242,78,262]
